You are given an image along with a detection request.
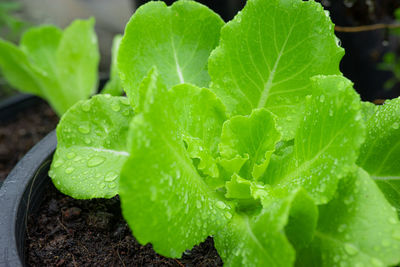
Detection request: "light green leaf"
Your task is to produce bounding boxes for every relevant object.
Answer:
[49,95,133,199]
[296,168,400,267]
[20,25,62,78]
[208,0,343,139]
[358,97,400,215]
[120,71,230,258]
[56,18,99,103]
[118,0,224,96]
[101,34,123,96]
[219,108,281,180]
[215,188,317,266]
[170,83,227,177]
[0,40,43,96]
[0,18,99,116]
[264,76,365,204]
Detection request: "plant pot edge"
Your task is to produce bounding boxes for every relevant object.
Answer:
[0,130,56,267]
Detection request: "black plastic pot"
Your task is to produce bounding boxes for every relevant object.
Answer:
[0,131,56,266]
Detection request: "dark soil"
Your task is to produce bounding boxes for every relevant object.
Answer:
[0,98,222,266]
[26,181,223,267]
[0,100,58,181]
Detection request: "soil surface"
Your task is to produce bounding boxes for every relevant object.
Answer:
[26,181,223,266]
[0,100,58,181]
[0,99,222,266]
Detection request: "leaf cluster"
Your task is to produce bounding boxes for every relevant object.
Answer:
[49,0,400,266]
[0,18,99,116]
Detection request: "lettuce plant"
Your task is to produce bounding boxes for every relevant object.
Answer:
[49,0,400,266]
[0,18,99,116]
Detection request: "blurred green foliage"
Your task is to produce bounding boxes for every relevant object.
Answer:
[379,8,400,90]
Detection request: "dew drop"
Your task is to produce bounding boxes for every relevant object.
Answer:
[392,122,399,130]
[216,201,226,209]
[65,167,74,174]
[100,183,106,189]
[111,103,121,112]
[67,152,76,159]
[196,200,202,209]
[53,160,63,168]
[176,170,181,179]
[81,102,91,112]
[105,171,118,182]
[224,212,232,219]
[389,217,397,224]
[319,95,325,102]
[108,183,116,189]
[87,156,106,167]
[78,125,90,134]
[344,243,358,256]
[120,98,130,105]
[84,137,91,144]
[122,109,130,116]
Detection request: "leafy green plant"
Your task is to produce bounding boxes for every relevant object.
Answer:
[0,1,27,41]
[0,18,99,116]
[379,8,400,90]
[49,0,400,265]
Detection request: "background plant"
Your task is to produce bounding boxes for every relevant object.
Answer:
[0,18,99,116]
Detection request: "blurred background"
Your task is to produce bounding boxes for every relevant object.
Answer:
[1,0,400,101]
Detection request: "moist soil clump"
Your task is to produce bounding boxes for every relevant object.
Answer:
[26,182,223,266]
[0,101,58,181]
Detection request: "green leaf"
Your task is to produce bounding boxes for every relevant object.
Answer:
[0,18,99,116]
[49,95,133,199]
[120,71,230,257]
[215,188,317,266]
[170,83,227,177]
[264,76,365,204]
[20,25,62,78]
[0,40,43,96]
[219,108,281,180]
[208,0,343,139]
[296,168,400,267]
[118,0,224,97]
[358,97,400,215]
[101,34,123,96]
[56,18,99,104]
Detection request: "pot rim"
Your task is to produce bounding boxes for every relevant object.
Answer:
[0,130,56,266]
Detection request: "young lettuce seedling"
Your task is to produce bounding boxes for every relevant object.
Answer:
[0,18,99,116]
[49,0,400,266]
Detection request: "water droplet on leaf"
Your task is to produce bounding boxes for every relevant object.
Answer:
[65,167,74,174]
[78,125,90,134]
[87,156,106,167]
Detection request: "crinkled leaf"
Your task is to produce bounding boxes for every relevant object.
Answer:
[358,97,400,215]
[101,34,123,96]
[49,95,133,199]
[208,0,343,139]
[219,108,281,180]
[0,18,99,115]
[118,0,224,98]
[120,71,230,258]
[264,76,365,204]
[170,83,227,177]
[296,168,400,266]
[215,188,317,266]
